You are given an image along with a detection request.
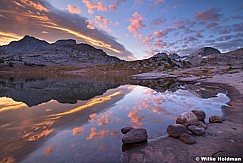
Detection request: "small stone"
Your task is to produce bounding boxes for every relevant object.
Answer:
[176,112,199,126]
[121,127,133,134]
[191,109,206,121]
[209,116,224,123]
[179,133,196,144]
[188,125,205,136]
[167,124,189,138]
[197,121,207,129]
[122,128,148,144]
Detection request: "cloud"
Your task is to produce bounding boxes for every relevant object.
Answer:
[94,16,111,32]
[85,20,95,29]
[154,39,167,48]
[82,0,107,14]
[128,12,145,37]
[0,0,134,60]
[68,4,81,14]
[152,0,166,5]
[151,17,166,26]
[206,22,219,29]
[96,16,108,25]
[154,28,172,38]
[109,0,126,11]
[195,7,222,22]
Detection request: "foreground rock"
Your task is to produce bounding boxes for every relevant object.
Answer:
[191,109,206,121]
[121,127,134,134]
[188,125,205,136]
[176,112,199,126]
[198,121,207,129]
[167,124,189,138]
[209,116,224,123]
[179,133,196,144]
[122,128,148,144]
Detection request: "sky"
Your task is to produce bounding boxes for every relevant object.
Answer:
[0,0,242,60]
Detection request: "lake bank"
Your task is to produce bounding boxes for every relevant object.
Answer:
[122,72,243,163]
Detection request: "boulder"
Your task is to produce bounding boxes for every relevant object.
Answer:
[167,124,189,138]
[188,125,205,136]
[122,128,148,144]
[179,133,196,144]
[191,109,206,121]
[209,116,224,123]
[198,121,207,129]
[176,112,199,126]
[121,127,133,134]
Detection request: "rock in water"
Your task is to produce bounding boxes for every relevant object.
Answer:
[191,109,206,121]
[209,116,224,123]
[122,128,148,144]
[188,125,205,136]
[167,124,189,138]
[176,112,199,126]
[121,127,134,134]
[179,133,196,144]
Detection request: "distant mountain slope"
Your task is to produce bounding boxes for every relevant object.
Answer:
[187,47,221,66]
[200,48,243,67]
[0,35,122,66]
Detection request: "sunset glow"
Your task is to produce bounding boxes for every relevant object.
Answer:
[0,0,242,60]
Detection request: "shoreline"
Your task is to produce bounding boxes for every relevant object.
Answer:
[122,72,243,163]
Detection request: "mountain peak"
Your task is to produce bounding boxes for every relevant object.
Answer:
[54,39,77,47]
[191,47,221,57]
[151,52,169,59]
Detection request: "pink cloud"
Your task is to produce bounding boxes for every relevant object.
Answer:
[82,0,107,14]
[85,20,95,29]
[95,16,111,32]
[109,0,126,11]
[128,12,145,37]
[95,15,108,25]
[154,28,172,38]
[195,8,222,22]
[68,4,81,14]
[154,39,167,48]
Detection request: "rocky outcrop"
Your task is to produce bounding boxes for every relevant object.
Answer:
[209,116,224,123]
[176,112,199,126]
[122,128,148,144]
[179,133,196,144]
[187,47,221,66]
[0,35,122,66]
[191,109,206,121]
[167,124,189,138]
[169,53,181,60]
[187,125,205,136]
[151,53,169,59]
[121,127,134,134]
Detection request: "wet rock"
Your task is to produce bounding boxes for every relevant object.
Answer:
[122,128,148,144]
[191,109,206,121]
[209,116,224,123]
[122,140,147,151]
[176,112,199,126]
[167,124,189,138]
[188,125,205,136]
[198,121,207,129]
[121,127,133,134]
[179,133,196,144]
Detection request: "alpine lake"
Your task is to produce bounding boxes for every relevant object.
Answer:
[0,73,230,163]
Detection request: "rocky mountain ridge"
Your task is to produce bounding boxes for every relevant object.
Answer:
[0,35,122,66]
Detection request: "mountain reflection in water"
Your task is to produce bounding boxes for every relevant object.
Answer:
[0,75,229,163]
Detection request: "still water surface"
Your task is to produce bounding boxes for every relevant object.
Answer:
[0,76,229,163]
